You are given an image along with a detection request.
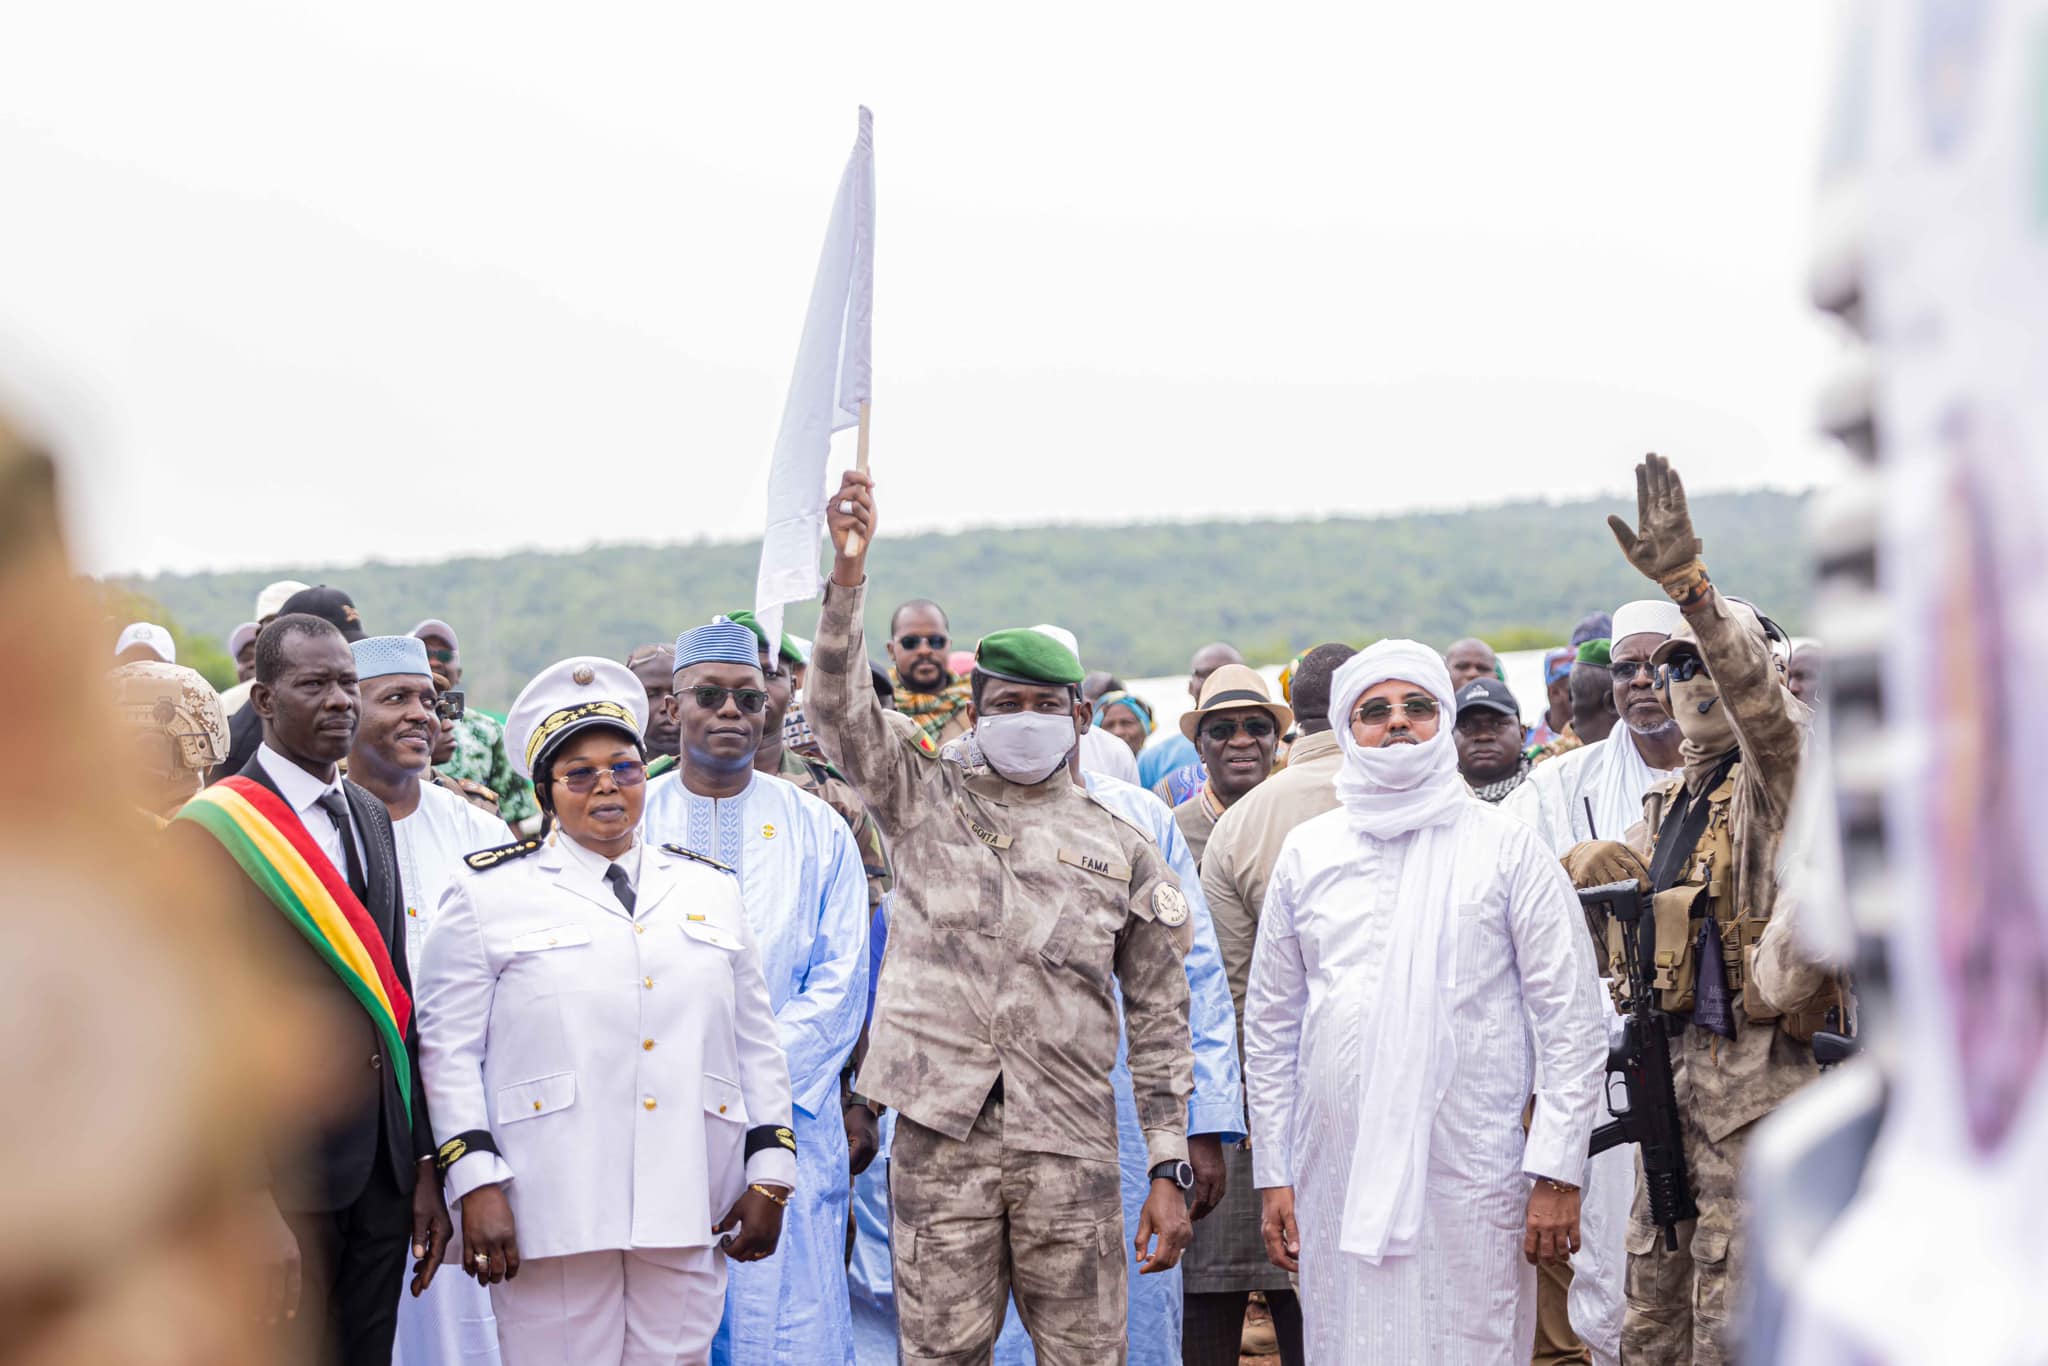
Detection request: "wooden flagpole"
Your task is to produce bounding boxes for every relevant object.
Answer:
[844,399,872,556]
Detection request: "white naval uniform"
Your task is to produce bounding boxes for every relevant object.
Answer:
[416,831,797,1366]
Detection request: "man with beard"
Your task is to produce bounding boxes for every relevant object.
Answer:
[888,599,973,747]
[171,614,449,1366]
[1504,604,1681,1366]
[1171,665,1289,866]
[640,617,870,1366]
[810,470,1195,1365]
[626,642,682,763]
[1567,454,1829,1364]
[1505,603,1683,854]
[344,635,508,1366]
[1453,677,1532,803]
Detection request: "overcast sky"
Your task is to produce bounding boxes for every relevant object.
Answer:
[1,2,1850,578]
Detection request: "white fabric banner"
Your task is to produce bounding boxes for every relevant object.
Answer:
[754,106,875,646]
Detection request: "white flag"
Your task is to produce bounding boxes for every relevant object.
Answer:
[754,106,874,647]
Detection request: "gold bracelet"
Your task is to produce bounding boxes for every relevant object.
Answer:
[749,1183,790,1207]
[1539,1178,1579,1194]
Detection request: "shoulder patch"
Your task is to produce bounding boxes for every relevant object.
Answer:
[660,842,736,875]
[466,837,543,871]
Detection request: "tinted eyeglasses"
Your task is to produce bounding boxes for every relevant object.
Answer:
[1354,697,1440,725]
[1608,659,1656,683]
[1661,652,1709,684]
[433,690,466,723]
[553,759,647,794]
[897,633,948,651]
[424,646,457,665]
[1201,715,1277,742]
[687,685,769,714]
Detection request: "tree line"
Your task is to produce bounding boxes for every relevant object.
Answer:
[108,489,1810,709]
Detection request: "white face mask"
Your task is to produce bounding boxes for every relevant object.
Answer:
[975,711,1077,785]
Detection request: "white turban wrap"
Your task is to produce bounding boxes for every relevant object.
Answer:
[1323,639,1477,1263]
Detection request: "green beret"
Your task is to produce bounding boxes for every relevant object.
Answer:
[1575,638,1612,667]
[975,628,1083,686]
[724,610,805,665]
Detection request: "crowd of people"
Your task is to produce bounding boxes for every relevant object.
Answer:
[103,451,1840,1366]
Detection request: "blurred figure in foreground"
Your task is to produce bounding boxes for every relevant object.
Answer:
[1,411,319,1366]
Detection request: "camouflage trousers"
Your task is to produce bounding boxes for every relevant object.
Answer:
[891,1095,1127,1365]
[1621,1102,1756,1365]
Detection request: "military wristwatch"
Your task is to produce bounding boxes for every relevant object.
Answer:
[1149,1159,1194,1191]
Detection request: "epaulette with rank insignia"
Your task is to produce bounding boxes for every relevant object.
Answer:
[660,843,736,875]
[465,837,543,871]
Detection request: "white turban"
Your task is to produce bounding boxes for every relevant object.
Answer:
[1325,638,1475,1263]
[1329,639,1468,838]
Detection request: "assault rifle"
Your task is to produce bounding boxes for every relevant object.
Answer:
[1581,878,1698,1250]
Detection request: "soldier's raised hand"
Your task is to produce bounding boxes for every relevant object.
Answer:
[1607,453,1704,591]
[827,469,876,588]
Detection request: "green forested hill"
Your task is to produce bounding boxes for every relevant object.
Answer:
[112,490,1810,709]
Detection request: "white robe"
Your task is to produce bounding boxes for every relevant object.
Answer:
[1244,800,1604,1366]
[390,781,511,1366]
[1500,734,1677,1366]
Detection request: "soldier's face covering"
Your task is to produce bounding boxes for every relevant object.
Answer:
[976,712,1079,783]
[1665,657,1736,758]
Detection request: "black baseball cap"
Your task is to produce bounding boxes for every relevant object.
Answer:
[279,585,366,643]
[1455,677,1520,719]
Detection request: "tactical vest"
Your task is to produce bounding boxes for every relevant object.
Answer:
[1616,760,1846,1043]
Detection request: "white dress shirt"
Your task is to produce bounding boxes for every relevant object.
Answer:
[257,742,367,882]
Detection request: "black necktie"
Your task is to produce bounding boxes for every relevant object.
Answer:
[604,863,637,916]
[315,790,369,903]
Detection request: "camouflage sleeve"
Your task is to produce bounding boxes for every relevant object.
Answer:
[1685,584,1806,817]
[805,579,942,836]
[1116,830,1195,1171]
[478,716,538,824]
[816,768,893,910]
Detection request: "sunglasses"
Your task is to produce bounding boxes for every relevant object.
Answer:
[1354,697,1441,725]
[1607,659,1657,683]
[434,691,466,723]
[687,685,769,714]
[1201,716,1277,742]
[896,633,948,651]
[1661,652,1709,684]
[553,759,647,794]
[424,647,456,665]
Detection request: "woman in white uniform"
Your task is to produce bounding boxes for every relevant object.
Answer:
[415,656,797,1366]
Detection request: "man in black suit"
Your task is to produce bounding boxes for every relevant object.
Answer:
[190,612,450,1365]
[214,585,367,785]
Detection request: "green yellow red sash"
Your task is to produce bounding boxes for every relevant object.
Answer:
[177,775,413,1120]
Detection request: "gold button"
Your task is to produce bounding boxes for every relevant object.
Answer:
[532,1100,542,1111]
[547,936,557,945]
[643,1097,657,1111]
[643,976,654,988]
[718,1104,727,1114]
[642,1039,655,1051]
[634,924,645,935]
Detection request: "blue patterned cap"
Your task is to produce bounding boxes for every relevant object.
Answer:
[351,634,432,681]
[674,616,763,672]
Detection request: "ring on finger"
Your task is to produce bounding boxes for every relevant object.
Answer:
[838,499,854,514]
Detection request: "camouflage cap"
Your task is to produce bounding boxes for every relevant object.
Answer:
[109,662,229,771]
[975,628,1084,686]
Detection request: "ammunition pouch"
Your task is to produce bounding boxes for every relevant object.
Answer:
[1649,886,1701,1014]
[1778,977,1852,1045]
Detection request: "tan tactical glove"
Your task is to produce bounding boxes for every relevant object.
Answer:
[1607,452,1710,608]
[1562,839,1649,891]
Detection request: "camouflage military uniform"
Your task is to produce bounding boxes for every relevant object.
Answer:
[1618,588,1816,1365]
[775,744,891,910]
[807,580,1194,1366]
